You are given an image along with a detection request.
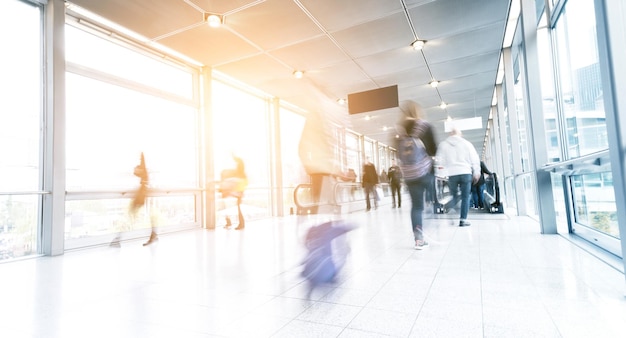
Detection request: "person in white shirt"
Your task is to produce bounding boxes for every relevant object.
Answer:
[436,128,480,227]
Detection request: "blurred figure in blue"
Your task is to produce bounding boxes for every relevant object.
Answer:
[301,220,354,298]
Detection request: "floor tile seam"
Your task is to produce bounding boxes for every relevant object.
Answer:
[511,242,570,338]
[407,222,459,337]
[556,234,625,275]
[475,219,493,338]
[325,236,424,336]
[279,317,356,336]
[517,233,616,298]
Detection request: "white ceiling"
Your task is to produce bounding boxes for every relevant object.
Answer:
[67,0,511,154]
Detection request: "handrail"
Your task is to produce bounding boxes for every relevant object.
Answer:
[294,181,385,214]
[0,191,51,196]
[541,149,611,175]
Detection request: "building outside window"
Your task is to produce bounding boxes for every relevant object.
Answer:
[0,0,42,260]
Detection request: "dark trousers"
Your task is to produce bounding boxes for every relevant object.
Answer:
[405,175,431,241]
[390,182,401,207]
[445,174,472,220]
[364,183,377,210]
[472,183,485,208]
[310,173,326,214]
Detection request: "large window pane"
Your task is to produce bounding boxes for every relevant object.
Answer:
[554,1,609,158]
[65,24,194,99]
[0,1,41,192]
[514,71,531,172]
[65,23,200,245]
[551,172,569,234]
[212,80,271,222]
[66,73,199,191]
[537,25,562,162]
[65,195,196,247]
[0,0,42,261]
[346,132,361,180]
[571,173,619,239]
[279,106,307,215]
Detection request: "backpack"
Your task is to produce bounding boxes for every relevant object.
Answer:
[398,135,431,180]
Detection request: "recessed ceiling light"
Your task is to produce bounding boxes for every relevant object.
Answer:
[429,80,439,88]
[412,40,425,50]
[439,102,447,109]
[364,115,371,121]
[293,70,304,79]
[337,98,346,105]
[205,14,222,27]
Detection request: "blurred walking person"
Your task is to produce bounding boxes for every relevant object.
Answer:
[436,128,480,227]
[298,108,354,298]
[396,102,437,250]
[298,110,340,214]
[472,160,493,210]
[111,152,154,247]
[362,158,379,211]
[301,220,354,298]
[220,154,248,230]
[387,159,402,208]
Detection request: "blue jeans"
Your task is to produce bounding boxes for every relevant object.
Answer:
[405,174,431,241]
[445,174,472,220]
[472,183,485,208]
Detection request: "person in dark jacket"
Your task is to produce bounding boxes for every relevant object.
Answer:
[387,159,402,208]
[472,161,493,209]
[362,158,379,211]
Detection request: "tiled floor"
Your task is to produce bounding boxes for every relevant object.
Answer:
[1,204,626,337]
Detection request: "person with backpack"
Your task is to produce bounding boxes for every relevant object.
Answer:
[396,107,437,250]
[436,128,480,227]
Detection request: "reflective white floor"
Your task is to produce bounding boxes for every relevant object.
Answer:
[1,204,626,337]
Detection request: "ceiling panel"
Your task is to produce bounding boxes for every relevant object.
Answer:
[374,67,432,89]
[424,22,506,64]
[409,0,511,40]
[429,51,501,80]
[268,36,350,71]
[71,0,202,39]
[355,47,427,79]
[158,24,260,66]
[331,12,416,58]
[224,0,324,50]
[188,0,263,14]
[213,53,292,86]
[299,0,404,32]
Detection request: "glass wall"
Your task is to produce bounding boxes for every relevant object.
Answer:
[0,0,42,260]
[211,80,272,225]
[64,22,201,248]
[279,106,307,215]
[554,0,608,158]
[345,132,361,181]
[571,172,618,239]
[537,19,562,163]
